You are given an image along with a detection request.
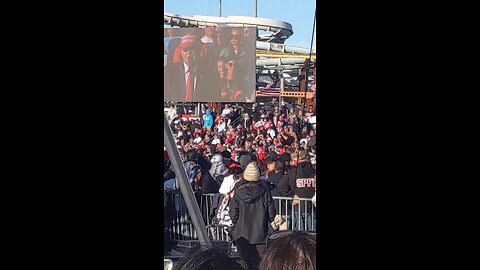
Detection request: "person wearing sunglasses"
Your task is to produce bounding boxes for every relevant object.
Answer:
[164,33,210,102]
[214,27,229,54]
[219,28,255,99]
[219,28,245,63]
[260,231,316,270]
[218,54,244,101]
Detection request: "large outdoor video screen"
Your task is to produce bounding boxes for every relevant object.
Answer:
[164,27,256,103]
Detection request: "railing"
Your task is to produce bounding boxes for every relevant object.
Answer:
[166,191,316,241]
[255,90,315,98]
[166,192,198,241]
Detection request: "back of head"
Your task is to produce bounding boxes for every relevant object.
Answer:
[211,153,223,164]
[228,165,243,178]
[189,166,202,180]
[186,149,197,161]
[173,245,249,270]
[238,153,252,170]
[260,232,316,270]
[274,160,285,172]
[298,150,311,163]
[164,170,176,181]
[243,161,260,182]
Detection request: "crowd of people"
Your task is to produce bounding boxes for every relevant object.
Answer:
[164,100,317,269]
[164,27,256,102]
[166,102,316,163]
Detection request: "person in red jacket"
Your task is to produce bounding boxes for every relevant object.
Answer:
[257,144,266,162]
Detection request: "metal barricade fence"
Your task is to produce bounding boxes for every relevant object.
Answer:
[165,192,316,241]
[167,191,197,241]
[273,196,316,231]
[206,224,232,242]
[201,193,216,227]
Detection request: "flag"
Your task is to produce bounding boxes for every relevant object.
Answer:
[257,87,280,97]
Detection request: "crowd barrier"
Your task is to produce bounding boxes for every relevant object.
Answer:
[166,191,316,241]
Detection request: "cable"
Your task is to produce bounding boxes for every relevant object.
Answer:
[303,7,316,109]
[292,6,316,198]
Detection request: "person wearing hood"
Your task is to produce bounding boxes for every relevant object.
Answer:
[216,145,234,168]
[203,109,214,131]
[183,149,200,177]
[277,150,316,231]
[209,153,229,182]
[229,161,276,270]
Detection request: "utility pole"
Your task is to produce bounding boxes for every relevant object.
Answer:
[254,0,258,38]
[219,0,222,16]
[280,73,284,107]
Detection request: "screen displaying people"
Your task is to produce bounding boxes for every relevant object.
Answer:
[164,27,256,103]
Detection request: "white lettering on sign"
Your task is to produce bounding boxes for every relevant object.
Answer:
[296,178,316,188]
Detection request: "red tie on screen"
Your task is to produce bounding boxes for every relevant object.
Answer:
[185,70,192,102]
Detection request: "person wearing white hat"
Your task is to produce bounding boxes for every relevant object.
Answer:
[229,161,276,269]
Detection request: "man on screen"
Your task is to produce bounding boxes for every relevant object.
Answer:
[164,34,209,102]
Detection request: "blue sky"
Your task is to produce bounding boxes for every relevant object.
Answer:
[164,0,316,48]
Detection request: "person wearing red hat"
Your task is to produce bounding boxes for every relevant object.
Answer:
[164,34,209,102]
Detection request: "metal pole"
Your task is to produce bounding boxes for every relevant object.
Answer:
[280,75,284,110]
[219,0,222,16]
[254,0,258,39]
[164,113,213,248]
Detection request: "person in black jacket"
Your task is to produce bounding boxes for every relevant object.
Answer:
[229,161,276,270]
[266,159,288,231]
[240,113,252,130]
[277,150,316,231]
[267,159,286,197]
[164,34,211,102]
[190,166,221,208]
